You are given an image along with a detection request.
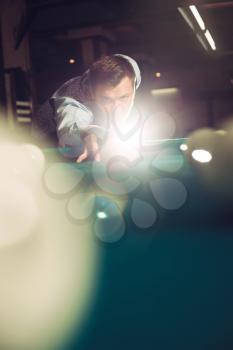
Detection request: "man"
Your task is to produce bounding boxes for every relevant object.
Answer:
[33,54,142,162]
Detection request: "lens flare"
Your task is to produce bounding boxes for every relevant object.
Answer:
[96,211,108,219]
[93,196,126,243]
[192,149,212,163]
[0,137,98,350]
[180,143,188,151]
[0,180,38,246]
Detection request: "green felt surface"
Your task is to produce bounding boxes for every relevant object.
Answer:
[43,139,233,350]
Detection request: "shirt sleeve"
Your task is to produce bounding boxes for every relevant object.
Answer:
[52,96,94,158]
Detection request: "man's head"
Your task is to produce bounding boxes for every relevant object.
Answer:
[89,55,137,118]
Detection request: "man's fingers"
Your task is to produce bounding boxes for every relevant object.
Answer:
[76,149,101,163]
[76,148,88,163]
[76,134,101,163]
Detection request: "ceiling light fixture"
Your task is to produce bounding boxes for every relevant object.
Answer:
[178,7,195,31]
[178,5,217,52]
[189,5,206,31]
[196,33,208,51]
[204,30,216,50]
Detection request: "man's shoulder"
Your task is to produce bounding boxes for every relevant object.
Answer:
[52,76,82,99]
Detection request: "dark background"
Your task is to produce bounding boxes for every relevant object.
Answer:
[1,0,233,136]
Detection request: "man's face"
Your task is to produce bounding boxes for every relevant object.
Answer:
[93,76,135,119]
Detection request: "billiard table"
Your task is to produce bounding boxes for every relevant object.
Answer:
[43,137,233,350]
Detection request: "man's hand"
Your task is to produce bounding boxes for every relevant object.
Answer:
[76,133,101,163]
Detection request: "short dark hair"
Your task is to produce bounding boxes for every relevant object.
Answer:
[89,55,135,90]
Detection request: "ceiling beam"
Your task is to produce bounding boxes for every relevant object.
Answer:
[202,1,233,9]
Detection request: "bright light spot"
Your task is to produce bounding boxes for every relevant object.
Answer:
[151,88,180,96]
[189,5,206,31]
[100,119,141,164]
[155,72,161,78]
[180,143,188,151]
[100,135,140,164]
[69,58,76,64]
[205,30,216,50]
[192,149,212,163]
[96,211,107,219]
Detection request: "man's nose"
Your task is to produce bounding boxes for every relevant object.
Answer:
[107,100,120,114]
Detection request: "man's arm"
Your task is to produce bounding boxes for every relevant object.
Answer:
[53,96,101,161]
